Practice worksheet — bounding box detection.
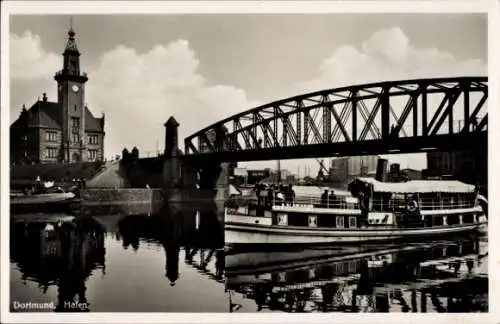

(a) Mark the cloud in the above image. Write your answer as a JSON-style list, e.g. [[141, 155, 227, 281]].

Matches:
[[299, 27, 486, 92], [85, 40, 261, 156], [10, 33, 260, 157], [10, 31, 60, 80]]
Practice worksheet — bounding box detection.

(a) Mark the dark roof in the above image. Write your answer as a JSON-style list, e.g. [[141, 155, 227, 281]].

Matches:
[[165, 116, 179, 128], [11, 100, 104, 132], [85, 107, 104, 132], [10, 100, 60, 130]]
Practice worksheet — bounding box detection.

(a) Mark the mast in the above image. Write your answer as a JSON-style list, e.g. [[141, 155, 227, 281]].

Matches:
[[277, 160, 281, 184]]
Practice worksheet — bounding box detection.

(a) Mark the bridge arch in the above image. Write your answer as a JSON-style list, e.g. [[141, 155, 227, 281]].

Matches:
[[184, 76, 487, 162]]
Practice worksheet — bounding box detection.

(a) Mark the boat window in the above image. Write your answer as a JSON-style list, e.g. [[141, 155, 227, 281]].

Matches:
[[463, 213, 474, 224], [349, 216, 357, 228], [277, 213, 288, 226], [308, 215, 318, 227], [336, 216, 345, 228], [434, 215, 444, 226]]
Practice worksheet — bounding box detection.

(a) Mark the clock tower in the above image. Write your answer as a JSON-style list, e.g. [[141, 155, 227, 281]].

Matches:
[[54, 27, 88, 163]]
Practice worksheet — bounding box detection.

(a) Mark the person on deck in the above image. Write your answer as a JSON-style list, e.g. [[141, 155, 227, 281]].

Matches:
[[406, 194, 420, 227], [475, 191, 488, 218], [266, 186, 274, 210], [255, 184, 262, 206], [32, 176, 42, 194], [328, 191, 336, 208], [320, 190, 329, 208], [286, 184, 295, 206], [358, 191, 369, 227], [275, 190, 284, 206]]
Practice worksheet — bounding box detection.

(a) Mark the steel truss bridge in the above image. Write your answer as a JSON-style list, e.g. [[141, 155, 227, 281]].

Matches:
[[184, 77, 487, 163]]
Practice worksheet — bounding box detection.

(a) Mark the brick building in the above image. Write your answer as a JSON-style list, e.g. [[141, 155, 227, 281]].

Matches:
[[10, 27, 105, 164], [327, 155, 379, 187], [426, 151, 486, 186]]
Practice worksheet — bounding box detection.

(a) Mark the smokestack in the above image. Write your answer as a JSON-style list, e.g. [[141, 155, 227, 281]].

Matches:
[[375, 158, 388, 182]]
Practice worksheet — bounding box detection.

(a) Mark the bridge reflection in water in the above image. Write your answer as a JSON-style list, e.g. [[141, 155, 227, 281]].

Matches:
[[224, 236, 488, 313]]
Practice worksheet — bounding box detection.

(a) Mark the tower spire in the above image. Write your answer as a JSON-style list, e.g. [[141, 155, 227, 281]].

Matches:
[[65, 16, 78, 53]]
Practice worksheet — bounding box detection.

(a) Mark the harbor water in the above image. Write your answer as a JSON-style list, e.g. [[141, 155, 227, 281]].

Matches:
[[9, 199, 488, 312]]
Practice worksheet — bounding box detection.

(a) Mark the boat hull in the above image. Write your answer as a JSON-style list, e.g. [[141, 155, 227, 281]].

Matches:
[[225, 221, 487, 246], [10, 196, 80, 214]]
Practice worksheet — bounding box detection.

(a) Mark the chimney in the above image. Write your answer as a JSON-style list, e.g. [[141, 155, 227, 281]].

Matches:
[[375, 158, 388, 182], [100, 111, 105, 130], [42, 93, 47, 102], [20, 104, 27, 117]]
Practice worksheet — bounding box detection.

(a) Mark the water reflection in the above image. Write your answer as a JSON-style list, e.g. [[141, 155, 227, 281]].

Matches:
[[10, 204, 488, 313], [10, 203, 226, 312], [10, 217, 106, 312], [225, 236, 488, 313]]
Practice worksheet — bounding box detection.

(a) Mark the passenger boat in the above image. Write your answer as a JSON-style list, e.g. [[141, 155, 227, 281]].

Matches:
[[225, 177, 488, 246], [10, 191, 80, 214]]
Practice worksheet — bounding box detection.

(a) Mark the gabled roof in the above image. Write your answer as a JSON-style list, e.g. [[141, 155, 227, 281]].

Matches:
[[11, 101, 60, 130], [85, 107, 104, 132], [11, 100, 104, 132]]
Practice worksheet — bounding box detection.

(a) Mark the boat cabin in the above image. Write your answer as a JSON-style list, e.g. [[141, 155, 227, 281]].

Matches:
[[348, 177, 484, 228], [226, 178, 486, 230]]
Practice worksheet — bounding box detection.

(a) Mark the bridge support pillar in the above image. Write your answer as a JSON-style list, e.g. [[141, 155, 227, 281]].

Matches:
[[199, 162, 230, 202], [181, 163, 198, 189], [162, 116, 229, 207], [162, 117, 182, 193]]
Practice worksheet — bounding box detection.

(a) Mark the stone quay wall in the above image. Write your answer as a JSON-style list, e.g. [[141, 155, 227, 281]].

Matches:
[[81, 188, 163, 205]]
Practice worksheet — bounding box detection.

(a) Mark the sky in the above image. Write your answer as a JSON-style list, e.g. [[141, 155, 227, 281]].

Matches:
[[9, 14, 487, 173]]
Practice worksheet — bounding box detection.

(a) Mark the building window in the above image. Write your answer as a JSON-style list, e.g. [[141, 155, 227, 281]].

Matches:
[[88, 149, 97, 161], [46, 148, 58, 158], [71, 117, 80, 133], [88, 135, 98, 145], [72, 133, 80, 143], [45, 131, 57, 142]]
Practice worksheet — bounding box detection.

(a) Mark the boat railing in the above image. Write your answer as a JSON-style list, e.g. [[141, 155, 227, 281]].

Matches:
[[232, 193, 477, 213], [271, 195, 360, 209], [371, 198, 476, 212]]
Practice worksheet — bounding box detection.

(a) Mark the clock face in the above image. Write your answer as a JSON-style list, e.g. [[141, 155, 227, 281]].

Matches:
[[72, 85, 79, 93]]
